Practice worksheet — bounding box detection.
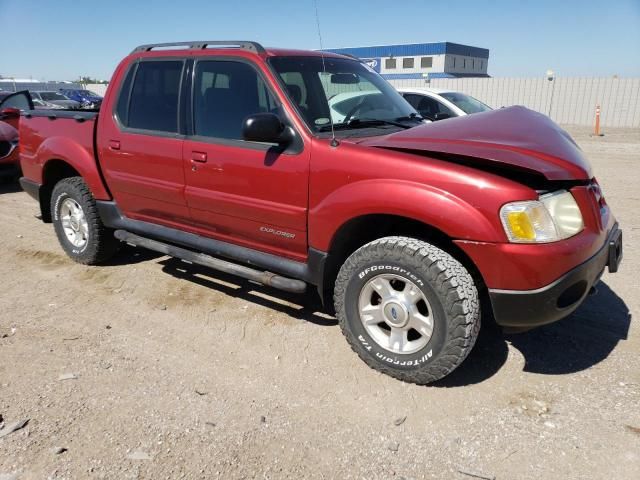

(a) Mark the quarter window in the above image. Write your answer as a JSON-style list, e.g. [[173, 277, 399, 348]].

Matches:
[[126, 61, 183, 132], [193, 60, 278, 140]]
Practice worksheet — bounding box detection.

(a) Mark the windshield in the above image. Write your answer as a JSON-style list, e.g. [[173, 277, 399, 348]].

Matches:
[[439, 92, 491, 114], [269, 56, 419, 133], [80, 90, 100, 97], [40, 92, 68, 101]]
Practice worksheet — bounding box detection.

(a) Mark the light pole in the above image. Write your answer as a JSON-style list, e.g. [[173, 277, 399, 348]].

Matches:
[[546, 69, 556, 118]]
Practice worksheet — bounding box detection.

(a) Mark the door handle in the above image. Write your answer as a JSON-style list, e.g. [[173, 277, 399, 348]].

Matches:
[[191, 151, 207, 163], [108, 140, 121, 151]]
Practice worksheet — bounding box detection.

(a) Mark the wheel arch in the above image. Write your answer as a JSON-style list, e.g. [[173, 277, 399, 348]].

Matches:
[[318, 213, 489, 317], [38, 159, 82, 222], [34, 135, 111, 222]]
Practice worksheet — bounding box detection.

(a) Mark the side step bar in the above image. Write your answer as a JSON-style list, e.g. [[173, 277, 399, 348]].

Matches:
[[114, 230, 307, 294]]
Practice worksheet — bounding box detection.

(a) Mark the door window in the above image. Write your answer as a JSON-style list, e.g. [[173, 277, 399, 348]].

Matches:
[[193, 60, 278, 140], [0, 91, 33, 111], [402, 93, 423, 110], [125, 61, 183, 133], [404, 94, 455, 120]]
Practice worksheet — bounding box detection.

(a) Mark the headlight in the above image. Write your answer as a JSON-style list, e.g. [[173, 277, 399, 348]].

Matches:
[[500, 190, 583, 243]]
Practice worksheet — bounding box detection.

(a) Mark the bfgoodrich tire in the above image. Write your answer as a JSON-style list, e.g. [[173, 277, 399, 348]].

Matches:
[[334, 236, 480, 385], [51, 177, 119, 265]]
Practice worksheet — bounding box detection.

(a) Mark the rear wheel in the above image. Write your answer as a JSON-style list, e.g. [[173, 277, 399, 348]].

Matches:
[[334, 236, 480, 384], [51, 177, 119, 264]]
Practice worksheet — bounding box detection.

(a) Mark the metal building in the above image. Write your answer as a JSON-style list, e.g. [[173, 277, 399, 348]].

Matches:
[[324, 42, 490, 80]]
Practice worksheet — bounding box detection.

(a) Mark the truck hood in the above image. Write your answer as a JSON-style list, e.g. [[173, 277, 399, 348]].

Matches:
[[356, 106, 592, 181]]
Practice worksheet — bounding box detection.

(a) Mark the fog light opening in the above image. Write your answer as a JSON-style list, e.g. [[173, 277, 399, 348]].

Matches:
[[557, 280, 588, 309]]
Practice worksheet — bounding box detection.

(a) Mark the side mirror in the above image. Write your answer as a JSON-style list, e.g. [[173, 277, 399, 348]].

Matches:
[[0, 107, 21, 119], [242, 113, 292, 145], [434, 112, 452, 121]]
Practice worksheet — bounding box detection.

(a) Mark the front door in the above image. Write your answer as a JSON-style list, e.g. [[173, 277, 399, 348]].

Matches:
[[183, 59, 309, 261], [97, 59, 190, 226]]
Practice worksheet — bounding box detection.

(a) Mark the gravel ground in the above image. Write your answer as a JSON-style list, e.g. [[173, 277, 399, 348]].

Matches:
[[0, 126, 638, 480]]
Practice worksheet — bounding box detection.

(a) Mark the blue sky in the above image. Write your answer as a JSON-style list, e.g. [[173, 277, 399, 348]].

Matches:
[[1, 0, 638, 81]]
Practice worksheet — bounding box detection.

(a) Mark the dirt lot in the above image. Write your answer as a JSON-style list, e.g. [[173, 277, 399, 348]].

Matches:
[[0, 126, 638, 480]]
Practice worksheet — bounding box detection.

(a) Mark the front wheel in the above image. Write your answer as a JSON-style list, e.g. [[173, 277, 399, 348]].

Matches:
[[334, 236, 480, 384], [51, 177, 119, 265]]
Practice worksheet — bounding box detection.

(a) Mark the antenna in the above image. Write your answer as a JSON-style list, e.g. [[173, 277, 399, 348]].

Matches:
[[313, 0, 338, 147]]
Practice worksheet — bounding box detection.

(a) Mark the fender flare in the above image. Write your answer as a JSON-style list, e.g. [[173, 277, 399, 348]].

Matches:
[[309, 179, 501, 251], [37, 136, 110, 200]]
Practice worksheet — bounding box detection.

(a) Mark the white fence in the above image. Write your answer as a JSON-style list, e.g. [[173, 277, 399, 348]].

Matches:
[[388, 77, 640, 128], [84, 83, 108, 97]]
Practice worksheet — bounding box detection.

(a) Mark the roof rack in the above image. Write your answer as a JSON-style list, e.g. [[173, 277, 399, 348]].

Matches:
[[130, 41, 266, 55]]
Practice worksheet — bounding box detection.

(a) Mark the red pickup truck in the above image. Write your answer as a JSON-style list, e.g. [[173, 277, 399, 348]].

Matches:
[[18, 41, 622, 384]]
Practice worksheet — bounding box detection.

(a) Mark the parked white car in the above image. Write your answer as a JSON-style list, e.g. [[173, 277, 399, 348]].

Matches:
[[397, 87, 492, 122]]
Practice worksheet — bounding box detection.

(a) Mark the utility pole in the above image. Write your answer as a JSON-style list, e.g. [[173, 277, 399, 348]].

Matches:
[[546, 69, 556, 118]]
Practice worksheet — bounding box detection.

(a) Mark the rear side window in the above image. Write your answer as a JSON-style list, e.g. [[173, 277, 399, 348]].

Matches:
[[125, 61, 183, 133]]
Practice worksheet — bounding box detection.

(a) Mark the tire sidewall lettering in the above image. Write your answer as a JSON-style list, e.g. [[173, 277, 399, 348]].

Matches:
[[53, 190, 89, 255], [358, 265, 424, 287]]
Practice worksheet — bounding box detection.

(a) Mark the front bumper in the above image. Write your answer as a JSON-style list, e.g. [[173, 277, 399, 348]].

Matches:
[[489, 225, 623, 328]]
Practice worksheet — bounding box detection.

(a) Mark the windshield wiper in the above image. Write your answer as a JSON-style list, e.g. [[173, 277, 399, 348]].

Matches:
[[318, 118, 412, 132], [394, 113, 424, 123]]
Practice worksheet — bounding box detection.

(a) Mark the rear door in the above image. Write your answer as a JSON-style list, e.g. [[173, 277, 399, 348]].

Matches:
[[182, 58, 309, 261], [97, 59, 190, 226]]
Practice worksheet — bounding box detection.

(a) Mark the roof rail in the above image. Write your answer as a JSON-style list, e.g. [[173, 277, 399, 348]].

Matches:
[[130, 41, 266, 55]]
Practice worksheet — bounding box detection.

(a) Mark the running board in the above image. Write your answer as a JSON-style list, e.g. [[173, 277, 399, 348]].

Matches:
[[114, 230, 307, 294]]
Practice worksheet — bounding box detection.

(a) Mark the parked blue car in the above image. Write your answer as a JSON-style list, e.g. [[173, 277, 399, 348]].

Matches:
[[59, 89, 103, 108]]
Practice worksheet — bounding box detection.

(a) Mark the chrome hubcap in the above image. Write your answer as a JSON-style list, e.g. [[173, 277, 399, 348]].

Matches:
[[60, 198, 88, 248], [358, 274, 434, 354]]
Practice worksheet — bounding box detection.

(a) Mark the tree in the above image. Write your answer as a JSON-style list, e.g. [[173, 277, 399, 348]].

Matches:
[[78, 76, 108, 85]]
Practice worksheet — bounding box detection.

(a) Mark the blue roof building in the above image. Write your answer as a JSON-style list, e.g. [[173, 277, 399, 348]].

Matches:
[[324, 42, 490, 80]]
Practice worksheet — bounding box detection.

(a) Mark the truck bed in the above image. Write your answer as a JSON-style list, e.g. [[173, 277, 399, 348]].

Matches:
[[19, 110, 99, 185]]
